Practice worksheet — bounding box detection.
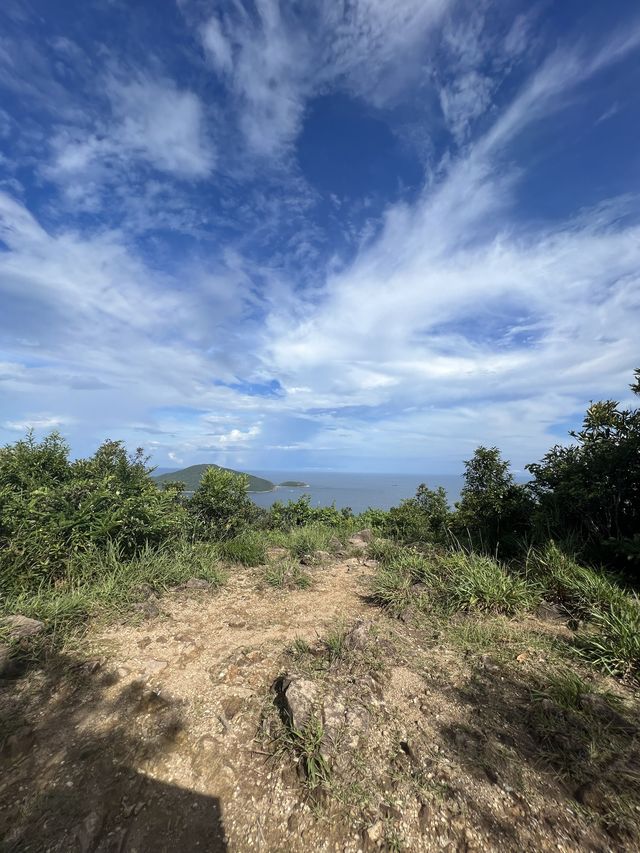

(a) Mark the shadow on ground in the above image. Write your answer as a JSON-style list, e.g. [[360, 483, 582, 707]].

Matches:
[[1, 653, 226, 852], [436, 658, 640, 848]]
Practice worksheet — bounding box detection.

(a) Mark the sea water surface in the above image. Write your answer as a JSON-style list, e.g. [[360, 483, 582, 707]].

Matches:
[[249, 472, 466, 514]]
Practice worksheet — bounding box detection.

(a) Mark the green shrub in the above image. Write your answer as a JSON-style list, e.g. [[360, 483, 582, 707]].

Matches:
[[527, 372, 640, 571], [383, 484, 451, 544], [189, 465, 255, 539], [268, 496, 350, 530], [0, 434, 188, 592], [287, 524, 335, 558], [453, 446, 533, 556]]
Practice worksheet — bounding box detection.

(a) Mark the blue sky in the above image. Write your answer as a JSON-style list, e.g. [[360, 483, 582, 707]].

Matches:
[[1, 0, 639, 473]]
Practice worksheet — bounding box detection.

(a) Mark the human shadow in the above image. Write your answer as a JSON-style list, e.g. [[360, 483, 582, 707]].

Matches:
[[1, 651, 226, 852]]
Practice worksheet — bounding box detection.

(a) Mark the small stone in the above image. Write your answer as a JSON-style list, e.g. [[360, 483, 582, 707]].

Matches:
[[133, 601, 159, 619], [227, 620, 246, 629], [75, 810, 104, 853], [2, 725, 35, 760], [574, 781, 600, 809], [418, 802, 431, 833], [222, 695, 244, 720], [184, 578, 210, 589], [344, 620, 371, 652], [2, 615, 44, 640], [144, 659, 168, 675], [536, 600, 566, 623], [267, 547, 289, 559], [480, 654, 500, 673], [366, 820, 384, 843]]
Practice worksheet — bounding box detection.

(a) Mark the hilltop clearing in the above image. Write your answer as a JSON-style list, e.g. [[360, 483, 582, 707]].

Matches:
[[154, 464, 275, 493], [2, 533, 639, 853]]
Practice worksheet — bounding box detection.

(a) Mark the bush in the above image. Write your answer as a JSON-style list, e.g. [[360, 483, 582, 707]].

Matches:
[[453, 446, 533, 556], [189, 466, 255, 539], [0, 433, 188, 592], [268, 496, 349, 530], [383, 484, 451, 544], [527, 371, 640, 570]]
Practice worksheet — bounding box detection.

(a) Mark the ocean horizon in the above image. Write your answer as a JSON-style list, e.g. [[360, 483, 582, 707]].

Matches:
[[248, 471, 468, 514]]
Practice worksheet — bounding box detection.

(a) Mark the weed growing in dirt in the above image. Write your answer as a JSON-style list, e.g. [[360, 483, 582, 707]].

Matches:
[[323, 626, 349, 662], [263, 561, 312, 590], [274, 715, 331, 790]]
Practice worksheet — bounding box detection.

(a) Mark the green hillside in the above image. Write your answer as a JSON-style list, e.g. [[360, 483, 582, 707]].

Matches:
[[154, 464, 274, 493]]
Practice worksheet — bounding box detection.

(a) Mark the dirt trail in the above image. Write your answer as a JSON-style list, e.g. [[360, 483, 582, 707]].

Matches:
[[3, 555, 639, 853], [2, 558, 377, 853]]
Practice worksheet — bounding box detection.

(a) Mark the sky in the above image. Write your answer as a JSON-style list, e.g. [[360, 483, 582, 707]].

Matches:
[[0, 0, 639, 474]]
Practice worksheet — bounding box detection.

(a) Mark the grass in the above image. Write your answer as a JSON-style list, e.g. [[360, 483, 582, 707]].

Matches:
[[263, 560, 313, 590], [323, 625, 349, 662], [574, 600, 640, 680], [532, 667, 590, 711], [526, 543, 640, 681], [1, 539, 226, 648], [274, 714, 331, 790], [525, 543, 628, 615], [218, 531, 266, 566], [370, 546, 536, 617]]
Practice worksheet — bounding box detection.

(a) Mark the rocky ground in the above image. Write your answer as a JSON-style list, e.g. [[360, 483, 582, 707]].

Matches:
[[2, 540, 639, 852]]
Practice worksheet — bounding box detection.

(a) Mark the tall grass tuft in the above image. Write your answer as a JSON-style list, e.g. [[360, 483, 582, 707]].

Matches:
[[1, 539, 226, 646]]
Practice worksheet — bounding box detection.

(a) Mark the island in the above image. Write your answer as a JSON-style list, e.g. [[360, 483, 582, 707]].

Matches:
[[279, 480, 310, 487], [154, 464, 275, 493]]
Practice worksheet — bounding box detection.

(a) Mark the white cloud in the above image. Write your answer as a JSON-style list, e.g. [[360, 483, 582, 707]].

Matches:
[[48, 73, 215, 186], [197, 0, 451, 157], [4, 414, 71, 431], [201, 16, 233, 74], [254, 22, 640, 466]]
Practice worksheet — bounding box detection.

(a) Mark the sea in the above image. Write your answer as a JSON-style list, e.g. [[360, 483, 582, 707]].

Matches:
[[248, 471, 467, 514]]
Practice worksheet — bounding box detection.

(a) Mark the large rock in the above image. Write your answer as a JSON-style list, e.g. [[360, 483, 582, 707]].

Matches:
[[280, 677, 318, 730], [349, 529, 373, 547], [343, 620, 371, 653], [2, 615, 44, 640]]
